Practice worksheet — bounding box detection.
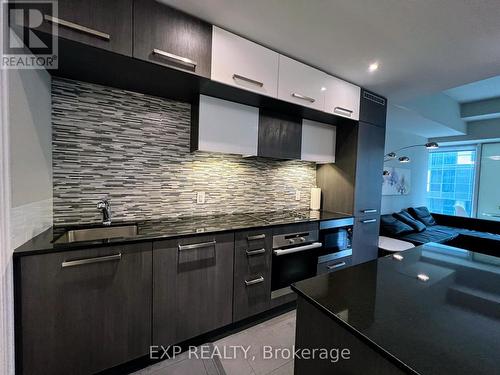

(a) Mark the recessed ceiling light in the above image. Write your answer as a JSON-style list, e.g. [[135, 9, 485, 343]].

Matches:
[[368, 62, 379, 72], [321, 87, 327, 91]]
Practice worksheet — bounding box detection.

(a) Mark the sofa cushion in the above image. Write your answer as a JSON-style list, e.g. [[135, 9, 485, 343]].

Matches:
[[398, 226, 459, 245], [394, 210, 426, 232], [409, 206, 436, 226], [380, 214, 414, 236]]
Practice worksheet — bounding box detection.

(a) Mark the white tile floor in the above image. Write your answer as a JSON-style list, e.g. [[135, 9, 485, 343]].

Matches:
[[133, 310, 296, 375]]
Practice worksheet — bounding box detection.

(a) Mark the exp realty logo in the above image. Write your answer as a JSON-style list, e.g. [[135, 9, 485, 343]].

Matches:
[[2, 1, 58, 69]]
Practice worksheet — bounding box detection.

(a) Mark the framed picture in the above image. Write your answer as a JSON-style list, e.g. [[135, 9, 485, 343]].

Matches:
[[382, 167, 411, 195]]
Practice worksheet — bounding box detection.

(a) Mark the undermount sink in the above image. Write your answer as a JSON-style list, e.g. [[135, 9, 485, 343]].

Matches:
[[54, 225, 138, 244]]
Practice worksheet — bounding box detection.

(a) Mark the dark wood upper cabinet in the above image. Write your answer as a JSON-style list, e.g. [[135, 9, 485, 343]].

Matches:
[[353, 122, 386, 216], [359, 89, 387, 128], [153, 233, 234, 346], [17, 243, 152, 375], [34, 0, 132, 56], [258, 109, 302, 159], [134, 0, 212, 78]]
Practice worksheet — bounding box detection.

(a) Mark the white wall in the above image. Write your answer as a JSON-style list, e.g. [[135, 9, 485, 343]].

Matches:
[[8, 68, 53, 249], [381, 122, 429, 214]]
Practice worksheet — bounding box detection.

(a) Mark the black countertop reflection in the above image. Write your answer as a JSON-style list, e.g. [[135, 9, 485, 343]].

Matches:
[[292, 243, 500, 375], [13, 210, 350, 257]]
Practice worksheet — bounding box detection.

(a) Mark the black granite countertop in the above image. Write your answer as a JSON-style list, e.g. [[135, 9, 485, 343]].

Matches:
[[292, 243, 500, 375], [13, 210, 351, 257]]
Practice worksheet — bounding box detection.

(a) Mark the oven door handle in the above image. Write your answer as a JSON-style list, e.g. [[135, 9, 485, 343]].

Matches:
[[273, 242, 322, 256]]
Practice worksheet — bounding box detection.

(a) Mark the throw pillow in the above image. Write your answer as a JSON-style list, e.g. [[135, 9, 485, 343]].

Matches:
[[408, 206, 436, 226], [380, 214, 414, 236], [394, 210, 426, 232]]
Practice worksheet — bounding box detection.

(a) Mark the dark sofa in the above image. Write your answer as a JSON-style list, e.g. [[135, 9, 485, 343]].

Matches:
[[381, 207, 500, 257]]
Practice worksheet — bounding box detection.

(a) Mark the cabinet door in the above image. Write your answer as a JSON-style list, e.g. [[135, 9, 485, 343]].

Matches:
[[233, 229, 272, 321], [258, 109, 302, 159], [324, 75, 361, 120], [301, 119, 336, 163], [36, 0, 132, 55], [352, 215, 380, 265], [19, 243, 152, 375], [196, 95, 259, 155], [153, 233, 234, 346], [277, 55, 326, 111], [211, 27, 279, 97], [354, 122, 385, 216], [134, 0, 212, 77]]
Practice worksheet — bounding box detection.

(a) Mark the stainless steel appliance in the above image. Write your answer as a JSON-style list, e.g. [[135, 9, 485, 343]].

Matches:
[[270, 217, 354, 298]]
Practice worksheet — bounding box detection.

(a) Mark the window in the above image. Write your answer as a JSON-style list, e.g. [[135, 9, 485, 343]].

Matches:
[[427, 148, 477, 217]]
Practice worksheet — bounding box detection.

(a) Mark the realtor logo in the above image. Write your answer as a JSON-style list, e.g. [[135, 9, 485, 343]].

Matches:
[[2, 1, 58, 69]]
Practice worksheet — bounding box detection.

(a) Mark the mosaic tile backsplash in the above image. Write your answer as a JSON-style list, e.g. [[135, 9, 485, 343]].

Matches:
[[52, 78, 317, 225]]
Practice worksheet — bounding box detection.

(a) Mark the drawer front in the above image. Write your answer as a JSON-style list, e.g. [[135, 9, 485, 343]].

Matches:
[[134, 0, 212, 77], [278, 55, 326, 111], [324, 75, 361, 120], [153, 233, 234, 345], [233, 229, 272, 321], [211, 26, 279, 97], [19, 243, 152, 375], [317, 256, 352, 275], [35, 0, 133, 56]]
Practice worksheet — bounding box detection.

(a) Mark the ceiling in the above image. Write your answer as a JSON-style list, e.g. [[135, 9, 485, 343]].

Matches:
[[444, 75, 500, 103], [159, 0, 500, 103]]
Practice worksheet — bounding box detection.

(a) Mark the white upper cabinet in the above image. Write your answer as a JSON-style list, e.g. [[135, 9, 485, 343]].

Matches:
[[324, 75, 361, 120], [277, 55, 326, 111], [301, 119, 336, 163], [211, 26, 279, 97], [197, 95, 259, 156]]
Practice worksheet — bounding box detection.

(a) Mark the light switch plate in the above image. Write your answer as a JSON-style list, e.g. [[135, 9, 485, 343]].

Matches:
[[295, 190, 301, 201], [197, 192, 205, 204]]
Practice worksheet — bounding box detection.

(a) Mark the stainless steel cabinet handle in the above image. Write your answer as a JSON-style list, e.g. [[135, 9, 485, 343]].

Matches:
[[246, 248, 266, 256], [245, 276, 264, 286], [327, 261, 346, 270], [291, 93, 315, 103], [178, 240, 216, 251], [233, 74, 264, 87], [152, 49, 197, 68], [334, 107, 353, 116], [273, 242, 322, 256], [62, 253, 121, 268], [362, 209, 378, 214], [361, 219, 377, 224], [44, 15, 110, 40], [247, 234, 266, 241]]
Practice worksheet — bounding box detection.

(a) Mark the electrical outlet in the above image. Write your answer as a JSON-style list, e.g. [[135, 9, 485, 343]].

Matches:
[[295, 190, 301, 201], [196, 191, 205, 204]]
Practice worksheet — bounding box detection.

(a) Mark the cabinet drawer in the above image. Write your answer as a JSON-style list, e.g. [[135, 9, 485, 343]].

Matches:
[[35, 0, 132, 56], [317, 256, 352, 274], [153, 233, 234, 345], [18, 243, 152, 375], [233, 229, 272, 321], [134, 0, 212, 77], [324, 76, 360, 120], [211, 26, 279, 97], [278, 55, 326, 111]]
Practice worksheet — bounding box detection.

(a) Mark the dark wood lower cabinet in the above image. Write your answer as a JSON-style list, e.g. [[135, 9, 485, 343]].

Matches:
[[17, 243, 152, 375], [233, 229, 272, 321], [352, 215, 380, 265], [152, 233, 234, 346]]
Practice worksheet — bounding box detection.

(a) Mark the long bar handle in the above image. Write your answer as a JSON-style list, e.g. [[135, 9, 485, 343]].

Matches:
[[44, 15, 110, 40], [246, 248, 266, 256], [334, 107, 354, 116], [247, 234, 266, 241], [233, 74, 264, 87], [152, 49, 197, 67], [361, 219, 377, 224], [362, 209, 378, 214], [291, 92, 315, 103], [62, 253, 121, 268], [178, 240, 216, 251], [245, 276, 264, 286], [273, 242, 322, 256], [327, 261, 346, 270]]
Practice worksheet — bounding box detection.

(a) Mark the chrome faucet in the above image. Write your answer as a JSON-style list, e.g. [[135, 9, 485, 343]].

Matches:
[[97, 199, 111, 226]]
